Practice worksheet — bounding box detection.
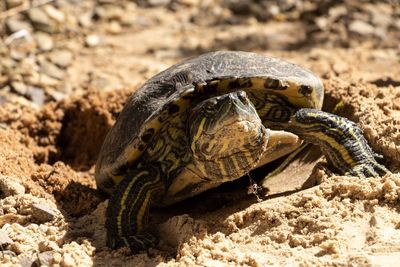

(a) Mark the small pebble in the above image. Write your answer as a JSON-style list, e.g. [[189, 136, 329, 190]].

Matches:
[[1, 250, 16, 257], [5, 18, 31, 33], [26, 87, 46, 106], [0, 229, 13, 248], [40, 60, 65, 80], [49, 50, 74, 68], [78, 13, 93, 28], [43, 5, 65, 23], [19, 256, 35, 267], [349, 20, 375, 36], [28, 7, 58, 33], [10, 82, 28, 96], [62, 252, 75, 267], [35, 32, 54, 51], [85, 34, 100, 47], [106, 21, 122, 34], [35, 251, 55, 266], [10, 242, 23, 254], [31, 203, 56, 223], [38, 240, 59, 252], [0, 175, 25, 197]]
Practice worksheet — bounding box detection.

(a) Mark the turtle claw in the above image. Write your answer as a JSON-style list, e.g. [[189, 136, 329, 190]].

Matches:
[[347, 163, 389, 179], [126, 234, 158, 252], [107, 233, 157, 252], [106, 234, 124, 250]]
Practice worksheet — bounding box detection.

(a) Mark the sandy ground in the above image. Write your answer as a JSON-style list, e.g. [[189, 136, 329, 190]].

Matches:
[[0, 0, 400, 266]]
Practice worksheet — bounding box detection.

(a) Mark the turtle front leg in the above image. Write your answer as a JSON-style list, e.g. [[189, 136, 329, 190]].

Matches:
[[286, 108, 389, 178], [106, 164, 165, 252]]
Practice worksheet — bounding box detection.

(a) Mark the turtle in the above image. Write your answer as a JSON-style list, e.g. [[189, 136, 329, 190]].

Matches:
[[95, 51, 388, 252]]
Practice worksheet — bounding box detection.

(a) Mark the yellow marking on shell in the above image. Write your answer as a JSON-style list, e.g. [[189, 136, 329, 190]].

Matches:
[[167, 126, 181, 140], [161, 146, 172, 161], [124, 119, 162, 163], [122, 89, 194, 165], [166, 152, 181, 172], [281, 83, 315, 108], [197, 76, 320, 109], [252, 97, 273, 115]]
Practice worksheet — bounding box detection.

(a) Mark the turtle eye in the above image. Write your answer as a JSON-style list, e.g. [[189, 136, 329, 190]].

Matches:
[[205, 98, 217, 110], [237, 91, 248, 104], [205, 103, 216, 113]]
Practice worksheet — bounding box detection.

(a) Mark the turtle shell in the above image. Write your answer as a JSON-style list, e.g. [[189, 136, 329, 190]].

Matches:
[[95, 51, 323, 193]]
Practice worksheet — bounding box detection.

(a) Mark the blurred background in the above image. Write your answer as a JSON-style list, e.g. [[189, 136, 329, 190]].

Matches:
[[0, 0, 399, 107]]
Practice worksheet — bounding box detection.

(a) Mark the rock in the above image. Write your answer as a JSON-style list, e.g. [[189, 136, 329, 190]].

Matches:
[[349, 20, 375, 36], [43, 5, 65, 23], [1, 250, 16, 257], [328, 5, 347, 21], [5, 18, 31, 34], [49, 50, 73, 68], [62, 252, 75, 267], [78, 13, 93, 28], [27, 7, 57, 33], [0, 229, 13, 248], [35, 32, 54, 51], [40, 61, 64, 80], [106, 21, 122, 34], [315, 17, 328, 30], [19, 256, 35, 267], [88, 72, 112, 90], [394, 19, 400, 31], [35, 74, 59, 87], [35, 251, 55, 266], [10, 81, 28, 95], [94, 5, 124, 21], [0, 175, 26, 196], [38, 240, 59, 252], [5, 0, 23, 8], [0, 94, 8, 105], [10, 242, 24, 254], [47, 88, 66, 101], [31, 203, 56, 223], [85, 34, 100, 47], [9, 49, 25, 61], [26, 87, 46, 106], [147, 0, 171, 6]]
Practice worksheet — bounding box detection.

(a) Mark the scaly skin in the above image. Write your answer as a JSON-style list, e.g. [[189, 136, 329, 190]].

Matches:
[[286, 108, 388, 178]]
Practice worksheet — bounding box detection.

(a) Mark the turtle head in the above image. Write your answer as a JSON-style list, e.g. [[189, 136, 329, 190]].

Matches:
[[188, 91, 269, 180]]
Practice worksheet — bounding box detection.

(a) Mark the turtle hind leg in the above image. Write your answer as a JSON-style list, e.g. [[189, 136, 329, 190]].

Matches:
[[105, 164, 164, 252]]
